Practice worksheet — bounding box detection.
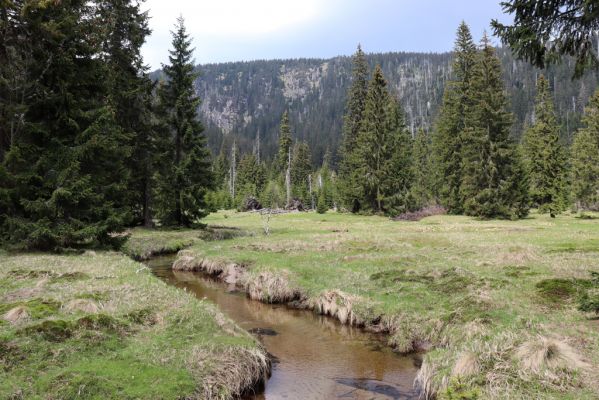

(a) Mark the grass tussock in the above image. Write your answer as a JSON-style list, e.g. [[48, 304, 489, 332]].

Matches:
[[3, 306, 29, 325], [188, 345, 270, 399], [516, 335, 589, 373], [311, 290, 358, 325], [243, 270, 301, 303]]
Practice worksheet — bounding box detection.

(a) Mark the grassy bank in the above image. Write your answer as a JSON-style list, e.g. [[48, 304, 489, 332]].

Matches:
[[174, 210, 599, 399], [0, 251, 268, 399], [123, 226, 249, 260]]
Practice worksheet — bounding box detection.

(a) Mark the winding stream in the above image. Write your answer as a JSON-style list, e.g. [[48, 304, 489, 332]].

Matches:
[[147, 255, 420, 400]]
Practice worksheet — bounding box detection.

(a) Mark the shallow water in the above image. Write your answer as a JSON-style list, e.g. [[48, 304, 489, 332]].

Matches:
[[147, 255, 420, 400]]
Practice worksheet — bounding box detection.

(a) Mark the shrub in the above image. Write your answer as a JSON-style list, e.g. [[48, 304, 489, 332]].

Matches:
[[316, 192, 328, 214]]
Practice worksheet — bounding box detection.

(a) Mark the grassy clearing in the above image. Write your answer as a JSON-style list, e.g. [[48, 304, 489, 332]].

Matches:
[[0, 251, 268, 399], [176, 210, 599, 399]]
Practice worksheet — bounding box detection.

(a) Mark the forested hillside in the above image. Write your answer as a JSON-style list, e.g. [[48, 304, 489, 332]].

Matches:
[[189, 49, 599, 165]]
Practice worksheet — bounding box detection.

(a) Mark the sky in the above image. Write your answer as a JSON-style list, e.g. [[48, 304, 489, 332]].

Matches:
[[141, 0, 512, 70]]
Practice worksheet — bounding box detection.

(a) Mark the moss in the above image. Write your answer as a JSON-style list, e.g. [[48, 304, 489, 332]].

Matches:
[[51, 271, 90, 282], [535, 278, 591, 305], [0, 252, 264, 399], [76, 291, 109, 301], [439, 378, 481, 400], [7, 269, 57, 279], [198, 226, 249, 241], [0, 299, 61, 319], [77, 314, 126, 333], [503, 265, 538, 278], [125, 308, 156, 325], [22, 319, 74, 342]]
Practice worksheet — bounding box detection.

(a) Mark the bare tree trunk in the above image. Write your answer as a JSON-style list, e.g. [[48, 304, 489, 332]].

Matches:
[[308, 174, 314, 210], [230, 140, 236, 199]]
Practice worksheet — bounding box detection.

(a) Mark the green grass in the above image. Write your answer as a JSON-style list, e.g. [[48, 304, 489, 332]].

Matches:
[[0, 251, 267, 399], [177, 209, 599, 399], [122, 227, 204, 260], [122, 225, 250, 260]]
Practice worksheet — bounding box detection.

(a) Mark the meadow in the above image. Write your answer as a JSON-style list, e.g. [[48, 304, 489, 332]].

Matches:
[[173, 210, 599, 399]]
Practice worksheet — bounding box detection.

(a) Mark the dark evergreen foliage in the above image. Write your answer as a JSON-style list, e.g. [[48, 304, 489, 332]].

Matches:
[[411, 129, 436, 208], [354, 66, 414, 214], [96, 0, 157, 227], [0, 1, 131, 250], [432, 22, 477, 214], [460, 35, 529, 219], [339, 45, 370, 210], [155, 17, 214, 226], [521, 75, 568, 215], [492, 0, 599, 78], [571, 89, 599, 210], [291, 142, 312, 206]]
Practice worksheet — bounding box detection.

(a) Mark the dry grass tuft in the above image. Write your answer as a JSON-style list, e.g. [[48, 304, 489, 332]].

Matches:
[[414, 359, 436, 400], [516, 335, 588, 373], [243, 271, 300, 303], [3, 306, 29, 325], [188, 345, 270, 399], [311, 290, 359, 325], [64, 299, 100, 314], [173, 252, 245, 285], [452, 352, 480, 377]]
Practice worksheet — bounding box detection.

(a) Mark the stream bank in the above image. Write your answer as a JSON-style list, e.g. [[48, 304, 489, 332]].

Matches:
[[147, 255, 421, 399]]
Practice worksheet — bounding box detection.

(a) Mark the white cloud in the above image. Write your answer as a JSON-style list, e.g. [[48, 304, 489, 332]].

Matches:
[[142, 0, 330, 68], [146, 0, 321, 36]]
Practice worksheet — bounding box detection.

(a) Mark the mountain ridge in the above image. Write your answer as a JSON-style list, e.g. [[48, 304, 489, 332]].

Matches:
[[155, 48, 598, 165]]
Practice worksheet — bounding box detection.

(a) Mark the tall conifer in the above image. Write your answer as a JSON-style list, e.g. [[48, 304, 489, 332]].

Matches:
[[433, 22, 477, 214], [354, 66, 413, 214], [0, 1, 131, 249], [411, 129, 435, 208], [571, 89, 599, 210], [521, 75, 568, 215], [291, 141, 312, 205], [96, 0, 157, 227], [460, 34, 529, 219], [155, 17, 213, 226], [339, 45, 369, 211]]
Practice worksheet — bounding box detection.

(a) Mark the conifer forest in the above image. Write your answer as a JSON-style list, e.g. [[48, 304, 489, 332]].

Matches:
[[1, 1, 599, 399]]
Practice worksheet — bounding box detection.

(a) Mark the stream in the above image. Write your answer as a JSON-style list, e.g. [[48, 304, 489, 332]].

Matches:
[[146, 255, 420, 400]]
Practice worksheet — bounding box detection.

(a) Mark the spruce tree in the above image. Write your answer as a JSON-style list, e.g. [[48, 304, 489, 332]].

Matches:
[[339, 45, 369, 212], [460, 34, 529, 219], [236, 152, 266, 205], [383, 98, 415, 215], [277, 111, 293, 172], [571, 89, 599, 210], [354, 66, 412, 214], [291, 141, 312, 206], [433, 22, 477, 214], [0, 1, 130, 250], [411, 129, 436, 208], [96, 0, 157, 227], [155, 17, 213, 226], [355, 65, 391, 213], [521, 75, 568, 215]]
